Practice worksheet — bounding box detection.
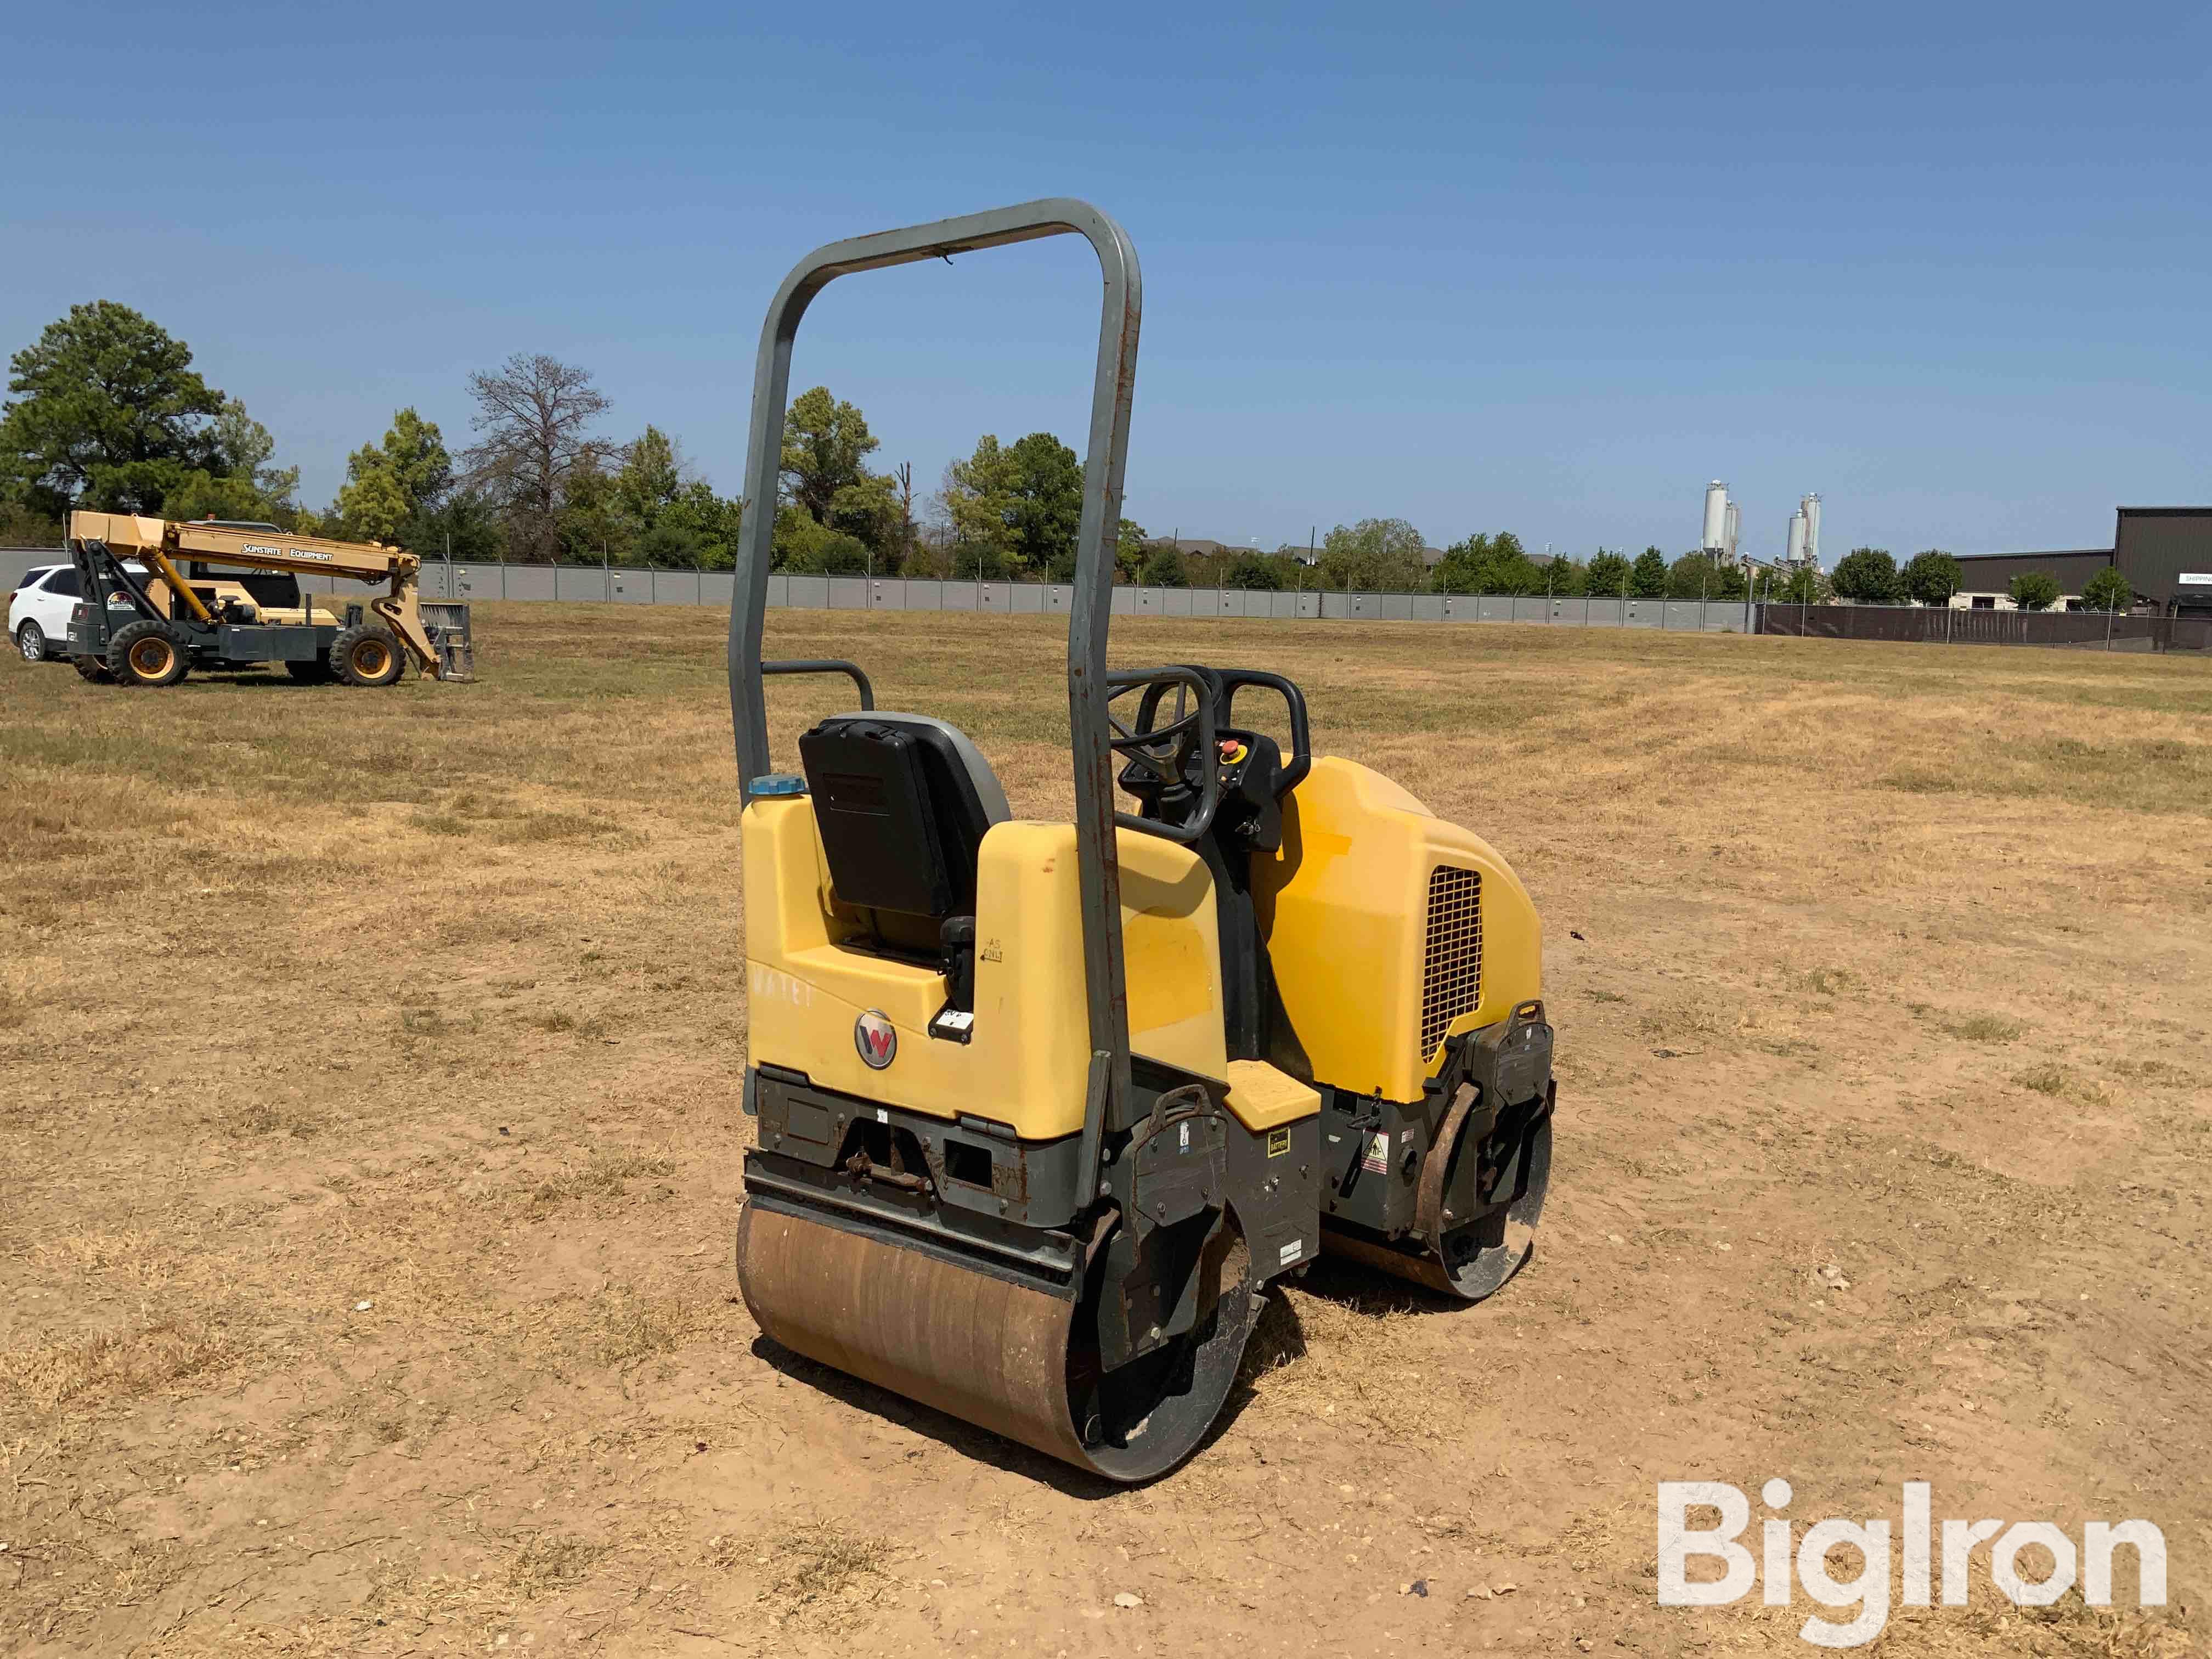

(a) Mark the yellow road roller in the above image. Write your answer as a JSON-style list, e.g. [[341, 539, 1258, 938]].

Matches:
[[729, 200, 1554, 1481]]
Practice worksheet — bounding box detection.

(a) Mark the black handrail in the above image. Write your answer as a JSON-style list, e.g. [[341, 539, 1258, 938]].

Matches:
[[761, 658, 874, 712]]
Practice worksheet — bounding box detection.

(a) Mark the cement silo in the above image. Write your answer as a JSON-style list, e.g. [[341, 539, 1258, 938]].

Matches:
[[1703, 482, 1729, 552], [1723, 500, 1740, 559], [1799, 494, 1821, 567], [1786, 509, 1807, 565]]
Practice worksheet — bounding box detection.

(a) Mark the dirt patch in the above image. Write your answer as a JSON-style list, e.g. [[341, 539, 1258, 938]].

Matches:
[[1, 605, 2205, 1656]]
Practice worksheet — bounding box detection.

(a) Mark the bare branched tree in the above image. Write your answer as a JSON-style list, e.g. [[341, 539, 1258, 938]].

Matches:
[[460, 354, 613, 562], [893, 460, 915, 567]]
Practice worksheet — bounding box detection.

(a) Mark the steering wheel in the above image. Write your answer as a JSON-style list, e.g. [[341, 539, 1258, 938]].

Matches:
[[1105, 667, 1221, 843]]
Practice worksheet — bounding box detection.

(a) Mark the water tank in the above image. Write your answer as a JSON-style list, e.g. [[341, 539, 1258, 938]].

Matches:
[[1786, 510, 1807, 565], [1800, 494, 1821, 566], [1703, 482, 1729, 552]]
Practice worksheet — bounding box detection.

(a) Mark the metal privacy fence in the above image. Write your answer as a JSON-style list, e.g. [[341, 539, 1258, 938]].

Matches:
[[383, 561, 1763, 631], [12, 546, 2204, 652], [9, 547, 1743, 633], [1757, 602, 2212, 653]]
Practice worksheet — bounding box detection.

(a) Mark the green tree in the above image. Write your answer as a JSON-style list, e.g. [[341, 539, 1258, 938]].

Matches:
[[2008, 571, 2062, 611], [1771, 564, 1830, 605], [2081, 567, 2132, 612], [557, 455, 626, 562], [1666, 551, 1746, 600], [1318, 517, 1428, 592], [162, 470, 281, 525], [128, 397, 299, 525], [613, 424, 682, 531], [405, 489, 506, 566], [1048, 516, 1154, 583], [210, 398, 300, 515], [1584, 550, 1631, 595], [938, 435, 1019, 570], [0, 301, 225, 517], [774, 505, 871, 573], [331, 461, 410, 540], [1830, 546, 1899, 603], [600, 425, 740, 568], [1900, 549, 1963, 607], [1222, 552, 1285, 590], [1140, 544, 1190, 588], [0, 498, 60, 544], [1629, 546, 1668, 598], [780, 387, 879, 526], [1115, 518, 1150, 581], [1434, 530, 1550, 595], [1430, 532, 1494, 594], [660, 479, 743, 569], [828, 472, 901, 561], [335, 407, 452, 541], [0, 302, 296, 524], [1005, 432, 1083, 572]]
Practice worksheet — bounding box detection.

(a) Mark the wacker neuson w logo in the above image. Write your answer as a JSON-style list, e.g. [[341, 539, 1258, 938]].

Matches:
[[1658, 1480, 2166, 1649]]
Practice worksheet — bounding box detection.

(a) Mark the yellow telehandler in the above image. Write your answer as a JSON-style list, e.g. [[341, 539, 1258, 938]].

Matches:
[[64, 512, 471, 687]]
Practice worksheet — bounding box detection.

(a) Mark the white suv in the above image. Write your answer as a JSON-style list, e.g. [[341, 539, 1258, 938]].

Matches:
[[9, 564, 80, 662], [9, 561, 148, 662]]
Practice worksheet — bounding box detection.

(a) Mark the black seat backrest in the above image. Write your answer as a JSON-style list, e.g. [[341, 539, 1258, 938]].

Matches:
[[798, 715, 1006, 920]]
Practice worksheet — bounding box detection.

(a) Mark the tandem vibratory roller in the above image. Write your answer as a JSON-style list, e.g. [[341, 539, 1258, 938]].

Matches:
[[726, 199, 1555, 1481]]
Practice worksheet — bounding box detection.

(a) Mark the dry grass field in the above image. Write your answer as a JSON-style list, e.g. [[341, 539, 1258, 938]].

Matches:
[[2, 603, 2208, 1658]]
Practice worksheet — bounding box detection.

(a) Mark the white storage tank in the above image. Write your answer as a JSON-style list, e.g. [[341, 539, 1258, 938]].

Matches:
[[1800, 494, 1822, 566], [1786, 510, 1807, 565], [1703, 481, 1729, 552]]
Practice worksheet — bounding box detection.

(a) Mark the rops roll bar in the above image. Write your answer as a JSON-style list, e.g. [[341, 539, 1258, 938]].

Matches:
[[727, 199, 1146, 1136]]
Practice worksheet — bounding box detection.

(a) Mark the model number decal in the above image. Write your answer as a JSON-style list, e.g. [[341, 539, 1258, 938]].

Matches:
[[749, 965, 814, 1008]]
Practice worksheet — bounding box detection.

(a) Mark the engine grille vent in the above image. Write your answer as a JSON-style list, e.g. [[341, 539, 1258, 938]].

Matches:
[[1420, 865, 1483, 1063]]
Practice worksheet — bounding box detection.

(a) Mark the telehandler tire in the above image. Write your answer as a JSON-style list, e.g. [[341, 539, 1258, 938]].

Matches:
[[108, 620, 191, 688], [73, 654, 115, 685], [331, 626, 405, 687]]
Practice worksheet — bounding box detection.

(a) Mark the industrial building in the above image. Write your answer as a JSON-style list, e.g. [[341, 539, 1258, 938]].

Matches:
[[1950, 507, 2212, 612]]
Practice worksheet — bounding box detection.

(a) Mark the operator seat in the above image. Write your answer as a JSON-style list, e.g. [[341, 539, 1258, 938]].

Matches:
[[797, 714, 1009, 997]]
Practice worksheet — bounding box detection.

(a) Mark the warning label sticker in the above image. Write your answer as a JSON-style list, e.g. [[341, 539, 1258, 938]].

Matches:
[[1361, 1131, 1391, 1175], [1267, 1127, 1291, 1158], [1278, 1238, 1304, 1266]]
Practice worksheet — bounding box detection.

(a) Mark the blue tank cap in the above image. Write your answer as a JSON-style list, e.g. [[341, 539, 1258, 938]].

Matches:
[[749, 773, 808, 797]]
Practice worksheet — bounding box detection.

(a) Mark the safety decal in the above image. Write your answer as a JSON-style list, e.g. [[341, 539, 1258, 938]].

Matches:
[[1361, 1131, 1391, 1174], [1267, 1127, 1291, 1158]]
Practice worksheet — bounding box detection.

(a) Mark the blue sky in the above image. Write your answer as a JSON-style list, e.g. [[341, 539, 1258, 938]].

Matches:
[[4, 3, 2207, 563]]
